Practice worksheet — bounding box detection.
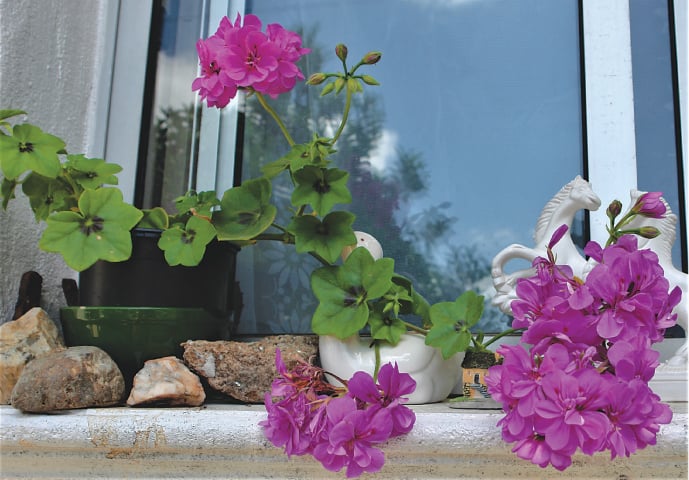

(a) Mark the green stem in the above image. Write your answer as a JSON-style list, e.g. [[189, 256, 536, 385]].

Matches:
[[401, 321, 428, 335], [255, 91, 295, 147], [482, 328, 522, 350], [373, 342, 381, 382], [330, 83, 353, 145]]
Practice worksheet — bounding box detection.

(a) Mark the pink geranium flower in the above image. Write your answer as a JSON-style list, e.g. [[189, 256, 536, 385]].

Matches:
[[313, 397, 392, 478], [193, 13, 309, 105], [631, 191, 666, 218]]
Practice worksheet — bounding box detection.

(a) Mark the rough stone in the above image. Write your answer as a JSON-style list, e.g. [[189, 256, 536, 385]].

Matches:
[[0, 307, 65, 404], [182, 335, 318, 403], [10, 346, 124, 412], [127, 356, 205, 407]]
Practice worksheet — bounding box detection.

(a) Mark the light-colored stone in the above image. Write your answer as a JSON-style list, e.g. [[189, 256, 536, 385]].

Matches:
[[0, 307, 65, 403], [127, 356, 205, 407], [10, 346, 124, 412], [182, 335, 318, 403]]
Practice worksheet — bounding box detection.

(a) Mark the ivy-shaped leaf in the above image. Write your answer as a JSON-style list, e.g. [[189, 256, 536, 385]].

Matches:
[[1, 177, 17, 209], [66, 154, 122, 190], [261, 136, 336, 179], [291, 166, 351, 216], [38, 188, 143, 271], [213, 177, 276, 241], [311, 247, 394, 338], [22, 172, 75, 221], [138, 207, 170, 229], [289, 211, 356, 264], [157, 215, 216, 266], [174, 190, 219, 218], [425, 291, 485, 359], [369, 307, 407, 345], [0, 124, 65, 179]]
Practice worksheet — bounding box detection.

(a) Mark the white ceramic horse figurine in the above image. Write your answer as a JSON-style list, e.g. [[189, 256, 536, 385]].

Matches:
[[491, 175, 602, 314], [623, 190, 687, 367]]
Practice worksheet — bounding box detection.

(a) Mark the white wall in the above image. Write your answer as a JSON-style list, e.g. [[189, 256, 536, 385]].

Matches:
[[0, 0, 113, 323]]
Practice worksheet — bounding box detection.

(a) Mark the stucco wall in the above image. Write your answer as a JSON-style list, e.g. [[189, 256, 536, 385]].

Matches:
[[0, 0, 111, 323]]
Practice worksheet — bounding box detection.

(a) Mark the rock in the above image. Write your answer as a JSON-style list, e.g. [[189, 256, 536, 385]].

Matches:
[[10, 346, 124, 412], [0, 307, 65, 404], [182, 335, 318, 403], [127, 356, 205, 407]]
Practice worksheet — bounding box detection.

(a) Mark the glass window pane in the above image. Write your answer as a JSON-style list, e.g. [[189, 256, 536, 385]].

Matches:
[[630, 0, 685, 269], [235, 0, 583, 334], [140, 0, 206, 211]]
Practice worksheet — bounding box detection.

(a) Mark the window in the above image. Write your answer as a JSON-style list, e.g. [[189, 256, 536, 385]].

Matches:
[[105, 0, 687, 337]]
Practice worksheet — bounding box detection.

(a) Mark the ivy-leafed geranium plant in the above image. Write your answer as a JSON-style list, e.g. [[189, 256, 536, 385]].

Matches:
[[191, 13, 517, 367], [2, 12, 507, 369]]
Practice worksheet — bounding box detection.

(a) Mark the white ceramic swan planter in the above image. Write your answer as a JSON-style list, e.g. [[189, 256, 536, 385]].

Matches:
[[318, 231, 463, 404]]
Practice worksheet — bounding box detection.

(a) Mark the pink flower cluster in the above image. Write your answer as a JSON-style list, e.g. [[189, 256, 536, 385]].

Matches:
[[261, 350, 416, 478], [193, 14, 310, 108], [486, 226, 680, 471]]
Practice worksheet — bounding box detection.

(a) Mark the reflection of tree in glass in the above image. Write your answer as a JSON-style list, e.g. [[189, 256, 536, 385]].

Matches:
[[148, 104, 198, 211], [239, 34, 509, 333]]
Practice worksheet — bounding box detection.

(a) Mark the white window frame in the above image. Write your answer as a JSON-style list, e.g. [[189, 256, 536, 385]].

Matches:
[[101, 0, 687, 244], [98, 0, 687, 400]]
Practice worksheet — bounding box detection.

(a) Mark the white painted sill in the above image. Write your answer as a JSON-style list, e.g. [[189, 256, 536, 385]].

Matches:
[[1, 402, 686, 479]]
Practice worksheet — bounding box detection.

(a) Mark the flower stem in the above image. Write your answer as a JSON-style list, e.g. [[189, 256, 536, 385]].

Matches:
[[373, 341, 381, 382], [255, 91, 295, 147], [401, 321, 428, 335], [482, 328, 522, 350], [330, 83, 352, 145]]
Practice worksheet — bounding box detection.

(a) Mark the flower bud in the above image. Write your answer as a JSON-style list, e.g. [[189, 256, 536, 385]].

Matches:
[[638, 226, 661, 239], [334, 77, 346, 94], [307, 73, 327, 85], [347, 77, 363, 94], [362, 51, 382, 65], [606, 199, 622, 221], [335, 44, 348, 62], [361, 75, 380, 86], [631, 191, 666, 218]]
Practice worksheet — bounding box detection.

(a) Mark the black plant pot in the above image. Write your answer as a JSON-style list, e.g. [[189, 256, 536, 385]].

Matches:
[[78, 228, 242, 329]]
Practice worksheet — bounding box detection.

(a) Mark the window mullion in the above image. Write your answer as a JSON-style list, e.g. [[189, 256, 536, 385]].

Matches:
[[581, 0, 637, 243], [194, 0, 246, 195]]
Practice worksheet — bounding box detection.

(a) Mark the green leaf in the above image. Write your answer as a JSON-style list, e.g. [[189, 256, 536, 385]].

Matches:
[[425, 322, 472, 359], [22, 173, 75, 221], [1, 177, 18, 209], [38, 188, 143, 271], [289, 211, 356, 264], [138, 207, 170, 229], [174, 190, 219, 217], [213, 177, 277, 241], [0, 109, 27, 122], [291, 166, 351, 216], [157, 215, 216, 266], [424, 291, 485, 359], [0, 124, 65, 179], [0, 109, 26, 131], [310, 247, 394, 339], [369, 310, 407, 344], [65, 154, 121, 189]]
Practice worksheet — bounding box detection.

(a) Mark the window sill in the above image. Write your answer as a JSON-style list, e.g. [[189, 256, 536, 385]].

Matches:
[[1, 403, 686, 478]]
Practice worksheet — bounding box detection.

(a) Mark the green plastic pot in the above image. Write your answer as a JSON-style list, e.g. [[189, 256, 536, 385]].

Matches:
[[60, 306, 223, 391]]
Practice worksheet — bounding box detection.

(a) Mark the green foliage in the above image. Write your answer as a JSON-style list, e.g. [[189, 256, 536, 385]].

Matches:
[[289, 211, 356, 264], [213, 177, 277, 241], [39, 188, 143, 271], [291, 166, 351, 216], [425, 291, 485, 359], [158, 215, 216, 267], [311, 247, 394, 338]]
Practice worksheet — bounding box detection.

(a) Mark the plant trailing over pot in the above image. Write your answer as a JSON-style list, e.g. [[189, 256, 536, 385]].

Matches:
[[188, 12, 521, 368], [0, 109, 237, 271]]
